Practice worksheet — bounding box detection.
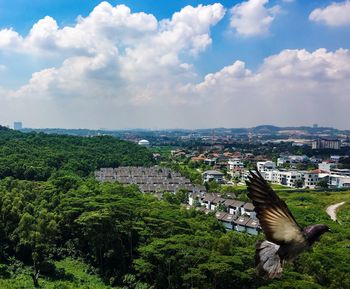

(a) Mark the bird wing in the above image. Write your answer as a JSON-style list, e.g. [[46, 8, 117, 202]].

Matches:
[[246, 170, 305, 245]]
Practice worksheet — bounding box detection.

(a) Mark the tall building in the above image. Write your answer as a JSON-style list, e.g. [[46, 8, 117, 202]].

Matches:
[[312, 138, 340, 150], [13, 122, 23, 130]]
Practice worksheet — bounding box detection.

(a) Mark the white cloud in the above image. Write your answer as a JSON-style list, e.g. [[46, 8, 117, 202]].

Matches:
[[309, 1, 350, 27], [0, 2, 225, 107], [187, 48, 350, 128], [230, 0, 280, 36], [0, 64, 6, 71], [0, 2, 349, 129]]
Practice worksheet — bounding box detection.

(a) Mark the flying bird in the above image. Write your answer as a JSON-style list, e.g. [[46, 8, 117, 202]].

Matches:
[[245, 170, 330, 279]]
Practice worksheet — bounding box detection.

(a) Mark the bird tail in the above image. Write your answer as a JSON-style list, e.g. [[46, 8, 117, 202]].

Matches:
[[255, 240, 283, 279]]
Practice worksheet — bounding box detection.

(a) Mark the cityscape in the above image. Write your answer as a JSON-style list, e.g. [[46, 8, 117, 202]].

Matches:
[[1, 0, 350, 288]]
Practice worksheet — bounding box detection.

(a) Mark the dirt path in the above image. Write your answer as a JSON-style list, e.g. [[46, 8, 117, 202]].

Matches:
[[326, 202, 346, 221]]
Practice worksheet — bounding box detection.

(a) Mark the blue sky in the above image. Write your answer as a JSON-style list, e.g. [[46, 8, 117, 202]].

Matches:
[[0, 0, 350, 129], [2, 0, 349, 73]]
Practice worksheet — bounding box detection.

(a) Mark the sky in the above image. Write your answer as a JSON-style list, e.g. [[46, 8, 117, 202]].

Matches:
[[0, 0, 350, 129]]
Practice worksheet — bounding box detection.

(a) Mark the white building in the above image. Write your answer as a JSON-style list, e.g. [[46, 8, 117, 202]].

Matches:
[[318, 161, 337, 173], [202, 170, 225, 183], [228, 158, 244, 171], [257, 161, 276, 172], [329, 175, 350, 188], [303, 170, 319, 188], [277, 171, 303, 187], [138, 139, 150, 147]]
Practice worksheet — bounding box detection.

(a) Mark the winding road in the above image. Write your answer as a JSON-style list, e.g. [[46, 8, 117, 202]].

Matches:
[[326, 202, 346, 221]]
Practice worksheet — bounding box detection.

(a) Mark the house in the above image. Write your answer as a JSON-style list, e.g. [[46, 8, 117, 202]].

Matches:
[[220, 213, 236, 230], [245, 218, 260, 235], [204, 158, 217, 166], [202, 170, 225, 183], [235, 216, 250, 232], [210, 197, 226, 211], [277, 170, 303, 187], [328, 175, 350, 188], [330, 169, 350, 177], [228, 159, 244, 171], [201, 194, 218, 209], [318, 161, 337, 173], [303, 170, 320, 188], [227, 200, 245, 215], [257, 161, 276, 172], [241, 202, 256, 219]]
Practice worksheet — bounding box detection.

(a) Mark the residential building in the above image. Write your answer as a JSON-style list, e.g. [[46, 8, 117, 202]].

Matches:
[[277, 170, 303, 187], [202, 170, 225, 183], [328, 175, 350, 188], [303, 170, 319, 188], [312, 138, 341, 150], [257, 161, 276, 172], [228, 158, 244, 171], [330, 169, 350, 177], [318, 161, 337, 173]]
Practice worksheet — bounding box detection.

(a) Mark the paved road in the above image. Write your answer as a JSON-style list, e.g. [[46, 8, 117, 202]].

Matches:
[[326, 202, 346, 221]]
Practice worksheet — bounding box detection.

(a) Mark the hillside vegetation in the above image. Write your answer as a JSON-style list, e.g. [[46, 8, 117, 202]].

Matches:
[[0, 128, 155, 180], [0, 128, 349, 288]]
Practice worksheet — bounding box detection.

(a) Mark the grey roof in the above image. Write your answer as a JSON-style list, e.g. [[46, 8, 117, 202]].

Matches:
[[246, 218, 260, 228], [215, 211, 227, 221], [222, 214, 235, 223], [235, 215, 250, 226], [224, 199, 236, 207], [202, 194, 219, 203], [212, 197, 226, 204], [243, 202, 255, 211], [202, 170, 224, 176], [230, 200, 245, 208]]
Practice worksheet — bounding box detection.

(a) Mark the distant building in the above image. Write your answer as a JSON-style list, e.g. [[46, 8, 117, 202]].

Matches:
[[257, 161, 276, 172], [138, 139, 150, 147], [303, 170, 320, 188], [202, 170, 225, 183], [228, 159, 244, 171], [328, 175, 350, 188], [312, 138, 340, 150], [13, 122, 22, 130], [318, 161, 337, 173]]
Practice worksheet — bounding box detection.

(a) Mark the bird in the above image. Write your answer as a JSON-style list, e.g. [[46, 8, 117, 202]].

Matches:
[[245, 169, 330, 279]]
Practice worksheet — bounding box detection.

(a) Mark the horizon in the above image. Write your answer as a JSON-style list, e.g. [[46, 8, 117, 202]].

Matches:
[[2, 123, 350, 132]]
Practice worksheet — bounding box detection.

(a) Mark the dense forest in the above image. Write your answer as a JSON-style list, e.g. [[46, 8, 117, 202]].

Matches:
[[0, 127, 155, 180], [0, 127, 349, 288]]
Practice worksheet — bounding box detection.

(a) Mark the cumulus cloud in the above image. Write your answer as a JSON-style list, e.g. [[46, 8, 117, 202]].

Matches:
[[0, 2, 349, 129], [230, 0, 280, 36], [309, 1, 350, 27], [187, 48, 350, 128]]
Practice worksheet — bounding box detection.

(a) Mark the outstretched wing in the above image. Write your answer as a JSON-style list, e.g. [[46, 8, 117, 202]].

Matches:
[[246, 170, 305, 244]]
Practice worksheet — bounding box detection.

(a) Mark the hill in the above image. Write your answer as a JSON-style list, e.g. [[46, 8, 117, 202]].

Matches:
[[0, 129, 155, 180]]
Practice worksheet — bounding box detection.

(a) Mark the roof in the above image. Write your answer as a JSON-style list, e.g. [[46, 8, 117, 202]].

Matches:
[[202, 195, 217, 203], [307, 169, 327, 174], [243, 202, 255, 211], [222, 214, 235, 223], [212, 197, 226, 204], [202, 170, 224, 176], [214, 211, 227, 221], [246, 218, 260, 228], [230, 200, 245, 208], [235, 215, 250, 226], [224, 199, 236, 207]]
